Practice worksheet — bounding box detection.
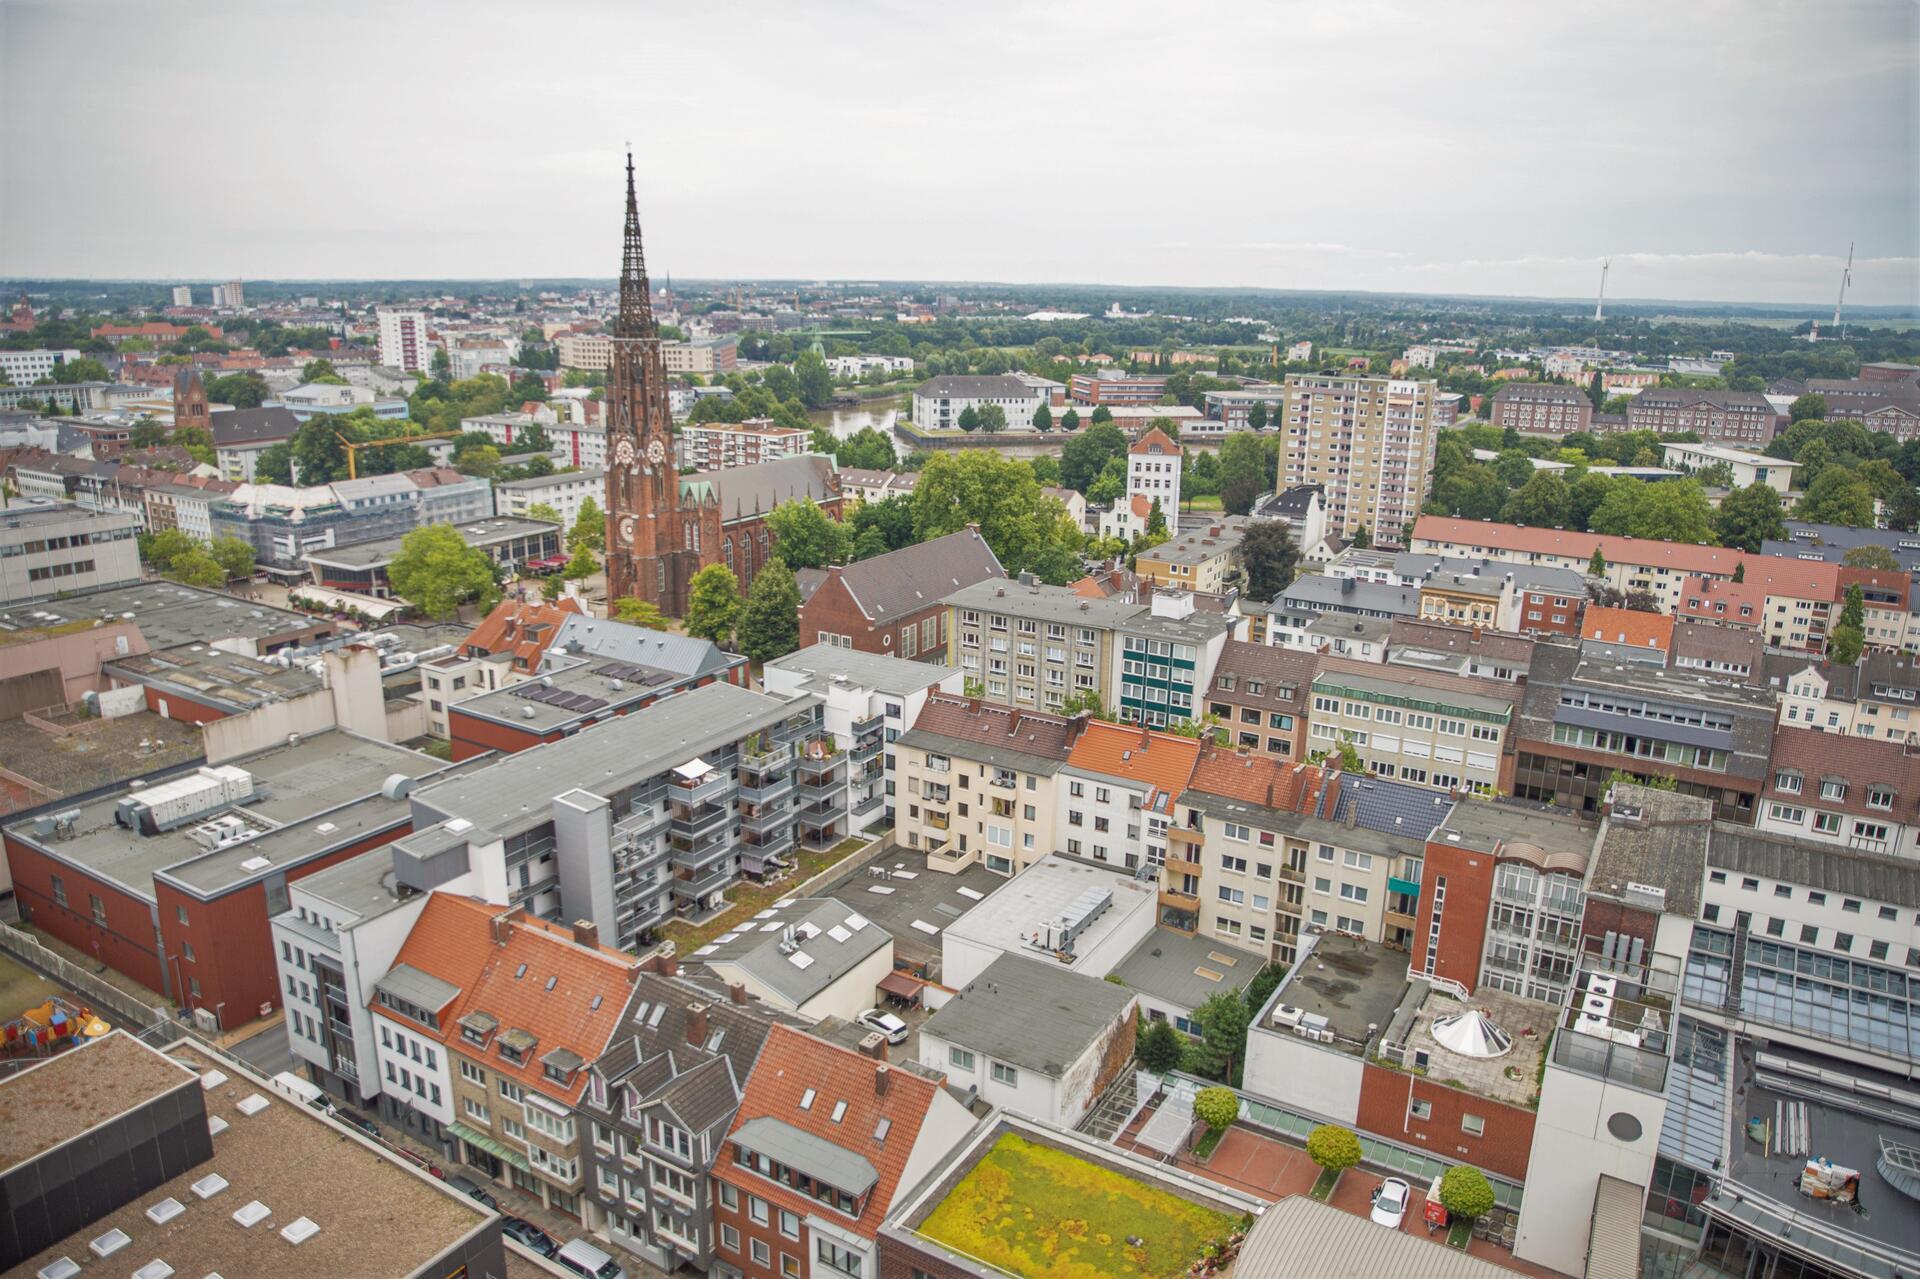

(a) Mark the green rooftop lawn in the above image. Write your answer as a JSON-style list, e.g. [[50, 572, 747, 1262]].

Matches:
[[918, 1132, 1240, 1279]]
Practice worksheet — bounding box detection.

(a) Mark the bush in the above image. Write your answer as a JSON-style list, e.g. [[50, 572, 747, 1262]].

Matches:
[[1193, 1087, 1239, 1134], [1136, 1019, 1183, 1073], [1306, 1124, 1362, 1175], [1439, 1165, 1495, 1221]]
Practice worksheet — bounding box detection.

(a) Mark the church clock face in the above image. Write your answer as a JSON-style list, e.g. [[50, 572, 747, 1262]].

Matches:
[[613, 438, 636, 470], [618, 515, 636, 543], [647, 438, 665, 466]]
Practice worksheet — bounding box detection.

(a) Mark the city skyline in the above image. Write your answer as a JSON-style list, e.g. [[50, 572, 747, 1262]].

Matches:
[[2, 0, 1916, 306]]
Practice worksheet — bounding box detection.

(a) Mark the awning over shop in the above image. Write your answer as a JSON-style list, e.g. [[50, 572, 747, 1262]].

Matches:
[[448, 1120, 529, 1172]]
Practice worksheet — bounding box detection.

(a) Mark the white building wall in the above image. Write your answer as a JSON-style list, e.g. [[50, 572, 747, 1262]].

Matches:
[[918, 1027, 1074, 1128], [1513, 1062, 1667, 1277], [372, 1012, 456, 1124], [1242, 1029, 1363, 1124]]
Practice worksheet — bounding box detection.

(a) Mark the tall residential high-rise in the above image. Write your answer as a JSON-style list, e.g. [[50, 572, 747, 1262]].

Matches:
[[171, 285, 192, 307], [223, 278, 244, 307], [602, 152, 716, 615], [377, 308, 431, 372], [1277, 373, 1440, 547]]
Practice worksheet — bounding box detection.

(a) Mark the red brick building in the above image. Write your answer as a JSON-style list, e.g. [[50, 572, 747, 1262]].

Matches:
[[1068, 373, 1167, 406], [1, 730, 455, 1029], [798, 527, 1003, 659], [1626, 389, 1780, 445], [711, 1024, 976, 1279], [1490, 383, 1592, 435]]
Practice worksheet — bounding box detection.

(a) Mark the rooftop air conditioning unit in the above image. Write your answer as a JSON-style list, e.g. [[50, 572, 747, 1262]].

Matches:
[[1271, 1004, 1304, 1029]]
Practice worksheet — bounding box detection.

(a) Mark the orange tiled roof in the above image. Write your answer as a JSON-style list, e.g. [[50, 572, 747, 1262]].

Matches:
[[374, 894, 639, 1104], [1676, 575, 1764, 626], [720, 1024, 944, 1240], [462, 596, 586, 670], [1185, 747, 1323, 811], [1065, 720, 1203, 814], [1129, 426, 1179, 455], [1413, 515, 1745, 576], [1583, 606, 1674, 650]]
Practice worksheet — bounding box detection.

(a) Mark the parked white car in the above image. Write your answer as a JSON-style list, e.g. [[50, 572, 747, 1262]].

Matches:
[[855, 1008, 909, 1044], [1370, 1177, 1411, 1229]]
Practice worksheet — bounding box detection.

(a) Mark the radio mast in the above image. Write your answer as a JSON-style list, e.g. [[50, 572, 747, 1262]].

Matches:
[[1594, 259, 1610, 323]]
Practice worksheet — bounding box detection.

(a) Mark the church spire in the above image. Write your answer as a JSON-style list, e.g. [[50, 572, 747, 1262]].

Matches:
[[617, 150, 655, 340]]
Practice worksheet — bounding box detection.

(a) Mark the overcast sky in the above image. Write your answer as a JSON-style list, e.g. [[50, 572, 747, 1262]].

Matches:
[[3, 0, 1916, 306]]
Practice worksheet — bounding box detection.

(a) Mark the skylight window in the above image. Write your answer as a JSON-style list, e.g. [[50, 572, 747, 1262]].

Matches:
[[831, 1100, 847, 1123], [800, 1088, 816, 1110]]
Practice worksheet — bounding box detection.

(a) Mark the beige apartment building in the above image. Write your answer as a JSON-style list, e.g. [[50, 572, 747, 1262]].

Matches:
[[1168, 752, 1442, 965], [1278, 373, 1441, 546], [1307, 657, 1519, 798], [893, 693, 1085, 877], [556, 331, 614, 371], [944, 576, 1141, 711]]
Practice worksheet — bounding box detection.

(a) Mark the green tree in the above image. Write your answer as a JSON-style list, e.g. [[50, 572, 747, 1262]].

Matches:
[[1439, 1166, 1496, 1222], [794, 351, 834, 409], [569, 496, 604, 552], [1033, 402, 1053, 432], [1569, 472, 1614, 530], [1588, 546, 1607, 576], [451, 442, 502, 478], [526, 501, 562, 525], [140, 528, 197, 572], [1839, 582, 1865, 633], [1060, 407, 1080, 431], [1800, 469, 1876, 527], [387, 524, 502, 619], [1217, 432, 1268, 515], [50, 357, 108, 384], [561, 543, 597, 579], [301, 358, 345, 385], [956, 404, 980, 432], [684, 564, 742, 645], [1193, 1086, 1240, 1134], [253, 443, 295, 485], [1248, 401, 1268, 431], [288, 418, 350, 484], [1789, 393, 1828, 423], [911, 451, 1081, 582], [1306, 1124, 1363, 1177], [834, 426, 896, 471], [1027, 454, 1061, 487], [208, 536, 255, 582], [1842, 544, 1901, 571], [1350, 525, 1373, 550], [852, 526, 890, 560], [612, 597, 668, 629], [1828, 625, 1865, 665], [1732, 560, 1746, 583], [762, 364, 800, 401], [1492, 449, 1535, 489], [129, 419, 168, 448], [1146, 497, 1168, 539], [1086, 457, 1126, 505], [431, 347, 452, 382], [1503, 471, 1571, 528], [1136, 1019, 1184, 1073], [1060, 422, 1129, 493], [849, 495, 916, 554], [1090, 405, 1113, 425], [165, 548, 227, 589], [766, 498, 852, 569], [1587, 370, 1606, 411], [1713, 483, 1787, 552], [207, 372, 269, 408], [1189, 991, 1251, 1080], [738, 558, 802, 663], [1239, 521, 1301, 601], [976, 403, 1007, 434]]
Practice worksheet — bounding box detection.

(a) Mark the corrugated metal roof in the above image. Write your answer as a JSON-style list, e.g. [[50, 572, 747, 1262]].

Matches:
[[1584, 1175, 1644, 1279], [1235, 1196, 1520, 1278]]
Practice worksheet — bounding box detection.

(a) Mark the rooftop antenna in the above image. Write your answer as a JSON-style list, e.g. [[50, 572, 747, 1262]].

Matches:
[[1833, 241, 1854, 340], [1594, 259, 1609, 323]]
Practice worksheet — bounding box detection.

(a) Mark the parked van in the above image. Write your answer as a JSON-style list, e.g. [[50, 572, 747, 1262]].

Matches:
[[555, 1238, 627, 1279]]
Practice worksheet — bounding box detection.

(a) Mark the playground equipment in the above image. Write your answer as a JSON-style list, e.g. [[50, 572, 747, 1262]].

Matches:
[[4, 997, 110, 1058]]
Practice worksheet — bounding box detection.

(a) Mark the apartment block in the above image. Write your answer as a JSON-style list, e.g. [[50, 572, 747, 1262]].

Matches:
[[494, 467, 608, 529], [372, 894, 641, 1222], [1113, 592, 1234, 729], [1490, 382, 1593, 435], [1309, 655, 1518, 797], [945, 575, 1140, 711], [1057, 719, 1203, 873], [1203, 640, 1317, 760], [679, 418, 813, 470], [1412, 515, 1750, 612], [911, 374, 1044, 430], [1756, 726, 1920, 858], [1627, 388, 1780, 445], [1068, 372, 1168, 405], [0, 501, 141, 604], [663, 337, 737, 375], [1277, 373, 1441, 544], [1660, 441, 1800, 495], [407, 681, 840, 952], [377, 308, 431, 373], [556, 330, 614, 371], [895, 694, 1086, 877], [1767, 648, 1920, 742]]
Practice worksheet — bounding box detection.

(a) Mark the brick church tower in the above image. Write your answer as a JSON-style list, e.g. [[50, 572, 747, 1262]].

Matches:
[[173, 368, 210, 436], [603, 154, 718, 615]]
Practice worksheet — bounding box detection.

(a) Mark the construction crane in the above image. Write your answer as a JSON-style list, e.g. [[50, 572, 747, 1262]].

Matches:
[[334, 427, 461, 479], [1833, 241, 1854, 340]]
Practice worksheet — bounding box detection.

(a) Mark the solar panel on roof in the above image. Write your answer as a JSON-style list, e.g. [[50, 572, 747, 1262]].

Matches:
[[643, 673, 671, 686]]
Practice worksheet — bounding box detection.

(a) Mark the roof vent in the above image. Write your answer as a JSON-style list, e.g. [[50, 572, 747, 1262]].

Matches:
[[281, 1218, 321, 1245], [232, 1201, 271, 1228]]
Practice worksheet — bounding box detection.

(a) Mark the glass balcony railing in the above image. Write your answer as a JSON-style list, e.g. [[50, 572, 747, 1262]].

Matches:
[[738, 774, 794, 805], [740, 740, 794, 770], [670, 772, 733, 806]]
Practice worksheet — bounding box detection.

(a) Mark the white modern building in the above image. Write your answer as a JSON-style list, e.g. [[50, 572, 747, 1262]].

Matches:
[[762, 644, 965, 826], [826, 354, 915, 379], [377, 309, 432, 373], [0, 502, 142, 604], [939, 854, 1157, 990], [911, 375, 1044, 431], [494, 469, 606, 528], [171, 286, 193, 307], [1660, 441, 1800, 496], [0, 348, 83, 385], [1127, 425, 1181, 518]]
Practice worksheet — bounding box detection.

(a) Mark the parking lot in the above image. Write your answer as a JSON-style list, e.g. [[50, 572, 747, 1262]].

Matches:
[[819, 849, 1004, 979]]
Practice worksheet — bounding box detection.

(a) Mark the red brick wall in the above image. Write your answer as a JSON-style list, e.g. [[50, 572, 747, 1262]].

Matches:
[[143, 686, 229, 725], [1356, 1061, 1537, 1182], [155, 824, 405, 1029], [1579, 898, 1658, 956], [5, 835, 167, 994], [880, 1236, 974, 1279], [1519, 589, 1582, 637], [800, 573, 945, 660], [1409, 838, 1497, 993], [710, 1169, 821, 1279]]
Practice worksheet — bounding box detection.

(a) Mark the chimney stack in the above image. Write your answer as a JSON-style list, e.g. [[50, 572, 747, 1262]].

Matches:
[[875, 1062, 892, 1093], [859, 1032, 889, 1064], [491, 910, 516, 946], [654, 952, 678, 978], [685, 1002, 710, 1048], [728, 982, 749, 1005], [571, 919, 599, 950]]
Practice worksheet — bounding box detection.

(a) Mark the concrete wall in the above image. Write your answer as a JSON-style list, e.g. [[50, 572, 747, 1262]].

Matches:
[[385, 696, 430, 743], [202, 690, 337, 764], [795, 942, 896, 1024], [325, 645, 388, 740], [1514, 1060, 1667, 1276], [0, 622, 146, 715], [1244, 1027, 1363, 1124]]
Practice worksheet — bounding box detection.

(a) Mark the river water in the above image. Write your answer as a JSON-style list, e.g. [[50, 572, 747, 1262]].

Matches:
[[809, 402, 901, 440]]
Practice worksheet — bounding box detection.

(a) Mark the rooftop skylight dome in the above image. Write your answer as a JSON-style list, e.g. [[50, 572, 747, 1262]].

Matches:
[[1430, 1006, 1514, 1058]]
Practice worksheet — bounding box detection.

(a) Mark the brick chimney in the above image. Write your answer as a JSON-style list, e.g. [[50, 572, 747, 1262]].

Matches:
[[728, 982, 749, 1005], [858, 1032, 889, 1063], [875, 1062, 892, 1095], [685, 1003, 710, 1048], [571, 920, 599, 950]]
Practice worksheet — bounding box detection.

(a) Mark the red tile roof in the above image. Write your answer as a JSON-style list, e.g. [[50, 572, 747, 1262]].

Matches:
[[1762, 727, 1920, 823], [1838, 566, 1910, 609], [1582, 606, 1675, 650], [461, 596, 586, 670], [1064, 720, 1204, 814], [1676, 576, 1764, 627], [1413, 515, 1744, 576], [375, 894, 640, 1105], [1186, 747, 1327, 811], [719, 1024, 945, 1239], [1129, 426, 1179, 456]]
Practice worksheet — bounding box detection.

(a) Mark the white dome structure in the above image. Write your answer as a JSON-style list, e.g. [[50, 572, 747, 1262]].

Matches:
[[1431, 1007, 1514, 1058]]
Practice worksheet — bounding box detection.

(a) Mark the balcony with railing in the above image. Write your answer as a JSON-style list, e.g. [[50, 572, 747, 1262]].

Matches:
[[851, 791, 885, 819], [800, 819, 844, 851], [615, 803, 671, 847], [770, 714, 817, 746], [924, 782, 951, 804], [738, 796, 794, 833], [671, 863, 733, 905], [741, 824, 795, 861], [740, 736, 795, 771], [670, 769, 733, 807], [851, 733, 884, 764], [738, 771, 794, 806], [851, 710, 885, 737]]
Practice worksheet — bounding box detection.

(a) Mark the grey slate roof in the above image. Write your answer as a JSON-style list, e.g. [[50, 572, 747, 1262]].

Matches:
[[1764, 522, 1920, 576], [913, 374, 1036, 400], [921, 953, 1134, 1079], [682, 454, 840, 522], [410, 681, 809, 837], [1587, 786, 1715, 917], [1271, 574, 1421, 620], [810, 527, 1005, 625], [695, 898, 888, 1008], [732, 1115, 879, 1194], [377, 963, 463, 1012], [209, 406, 301, 447], [895, 694, 1084, 776], [1109, 929, 1259, 1015], [590, 972, 799, 1131], [1709, 824, 1920, 908], [941, 577, 1144, 628], [548, 613, 735, 680]]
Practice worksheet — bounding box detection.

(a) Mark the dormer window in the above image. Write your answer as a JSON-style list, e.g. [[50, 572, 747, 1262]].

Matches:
[[1820, 778, 1848, 802], [1775, 771, 1803, 795], [1867, 785, 1895, 811], [496, 1027, 537, 1064]]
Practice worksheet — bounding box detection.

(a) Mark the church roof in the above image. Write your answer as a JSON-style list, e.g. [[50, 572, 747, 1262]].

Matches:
[[681, 454, 840, 523]]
